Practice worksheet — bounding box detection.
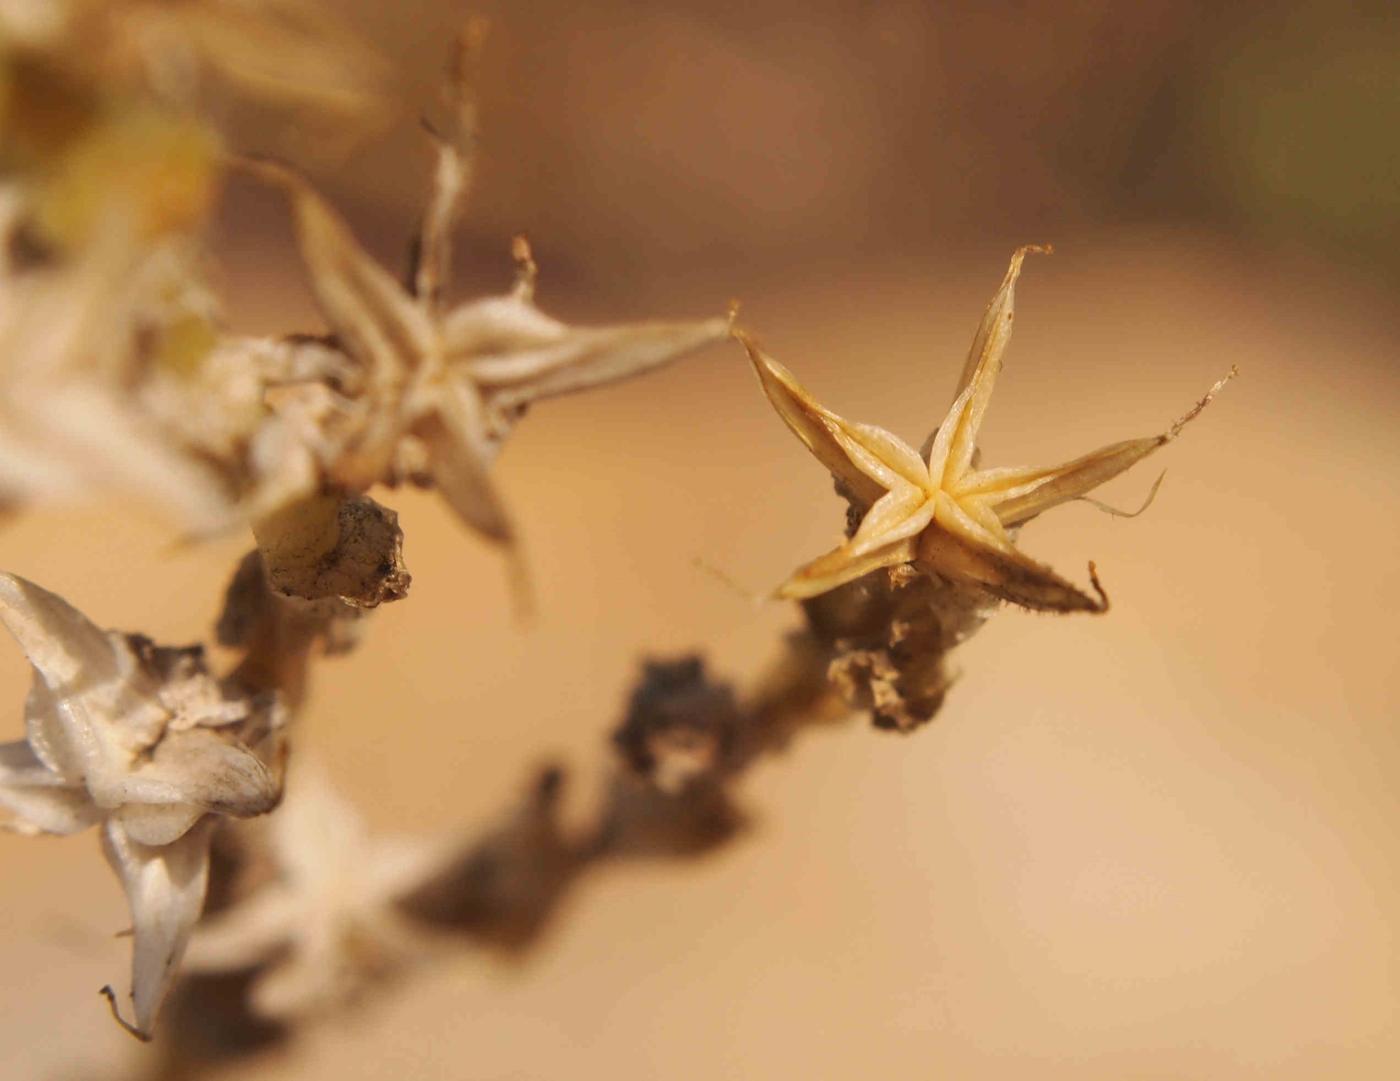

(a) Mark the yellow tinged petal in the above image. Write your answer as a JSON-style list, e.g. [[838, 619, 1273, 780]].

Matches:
[[970, 365, 1235, 527], [826, 418, 930, 491], [976, 437, 1166, 528], [940, 245, 1049, 485], [777, 537, 919, 600], [848, 489, 937, 557], [738, 331, 889, 507], [739, 331, 926, 506]]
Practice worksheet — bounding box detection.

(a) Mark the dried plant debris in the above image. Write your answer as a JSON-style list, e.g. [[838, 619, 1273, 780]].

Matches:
[[0, 573, 286, 1038], [216, 549, 367, 709], [251, 492, 410, 607], [180, 647, 840, 1057], [395, 765, 584, 954], [236, 36, 728, 553], [809, 564, 986, 733]]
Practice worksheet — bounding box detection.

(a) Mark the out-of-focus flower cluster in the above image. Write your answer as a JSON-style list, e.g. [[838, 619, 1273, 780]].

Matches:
[[0, 3, 728, 1039], [0, 0, 398, 526]]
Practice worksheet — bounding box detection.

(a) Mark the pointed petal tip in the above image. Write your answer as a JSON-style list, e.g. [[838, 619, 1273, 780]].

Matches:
[[102, 819, 213, 1041], [733, 327, 763, 367], [1167, 365, 1237, 441], [734, 329, 795, 385], [1006, 243, 1053, 279], [1085, 561, 1110, 614], [0, 572, 113, 678], [100, 985, 153, 1042]]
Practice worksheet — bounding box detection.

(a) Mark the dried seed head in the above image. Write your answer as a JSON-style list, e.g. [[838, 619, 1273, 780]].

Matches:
[[743, 247, 1233, 613]]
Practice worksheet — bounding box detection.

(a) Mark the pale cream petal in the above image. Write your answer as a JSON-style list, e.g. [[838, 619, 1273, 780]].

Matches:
[[0, 572, 122, 694], [0, 741, 98, 835], [738, 332, 886, 505], [101, 817, 214, 1038], [107, 728, 280, 828], [452, 295, 727, 417], [957, 494, 1013, 543], [115, 802, 207, 848], [417, 381, 514, 543], [0, 574, 165, 781], [940, 246, 1048, 484], [777, 536, 919, 600], [413, 133, 470, 311], [442, 294, 571, 365], [483, 317, 727, 413], [28, 385, 237, 532]]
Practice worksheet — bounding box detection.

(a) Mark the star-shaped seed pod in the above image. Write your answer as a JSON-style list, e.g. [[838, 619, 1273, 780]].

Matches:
[[0, 573, 285, 1038], [239, 31, 728, 550], [741, 246, 1234, 611]]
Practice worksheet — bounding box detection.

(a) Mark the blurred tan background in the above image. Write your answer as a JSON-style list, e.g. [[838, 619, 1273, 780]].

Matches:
[[3, 1, 1399, 1078]]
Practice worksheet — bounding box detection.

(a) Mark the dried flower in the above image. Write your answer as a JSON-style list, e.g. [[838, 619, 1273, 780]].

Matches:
[[0, 573, 285, 1037], [238, 32, 728, 550], [741, 246, 1234, 610], [186, 763, 442, 1019]]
